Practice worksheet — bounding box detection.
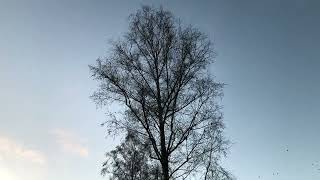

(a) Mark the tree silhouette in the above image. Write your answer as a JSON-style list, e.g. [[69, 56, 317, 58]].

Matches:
[[102, 130, 161, 180], [90, 6, 233, 180]]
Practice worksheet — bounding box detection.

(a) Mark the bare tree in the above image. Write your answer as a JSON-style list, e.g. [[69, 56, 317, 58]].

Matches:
[[90, 6, 233, 180]]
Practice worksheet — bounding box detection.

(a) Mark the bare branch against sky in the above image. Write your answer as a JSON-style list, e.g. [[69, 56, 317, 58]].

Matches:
[[90, 5, 233, 180], [0, 0, 319, 180]]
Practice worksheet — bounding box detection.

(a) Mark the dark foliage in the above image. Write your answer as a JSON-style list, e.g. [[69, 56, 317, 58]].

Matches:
[[102, 130, 161, 180]]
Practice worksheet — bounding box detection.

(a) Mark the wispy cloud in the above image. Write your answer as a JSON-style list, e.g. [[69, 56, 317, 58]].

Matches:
[[0, 164, 19, 180], [51, 129, 89, 157], [0, 136, 46, 165]]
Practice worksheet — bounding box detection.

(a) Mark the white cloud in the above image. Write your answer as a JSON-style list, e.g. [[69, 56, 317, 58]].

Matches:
[[51, 128, 89, 157], [0, 164, 19, 180], [0, 135, 47, 180], [0, 136, 46, 165]]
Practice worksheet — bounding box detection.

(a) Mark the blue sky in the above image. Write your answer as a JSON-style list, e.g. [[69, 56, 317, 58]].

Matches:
[[0, 0, 319, 180]]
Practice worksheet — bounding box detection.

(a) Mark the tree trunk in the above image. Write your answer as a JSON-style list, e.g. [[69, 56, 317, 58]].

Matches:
[[160, 121, 170, 180], [161, 155, 170, 180]]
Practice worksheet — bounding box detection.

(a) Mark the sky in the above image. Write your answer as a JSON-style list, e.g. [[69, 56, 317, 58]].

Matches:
[[0, 0, 319, 180]]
